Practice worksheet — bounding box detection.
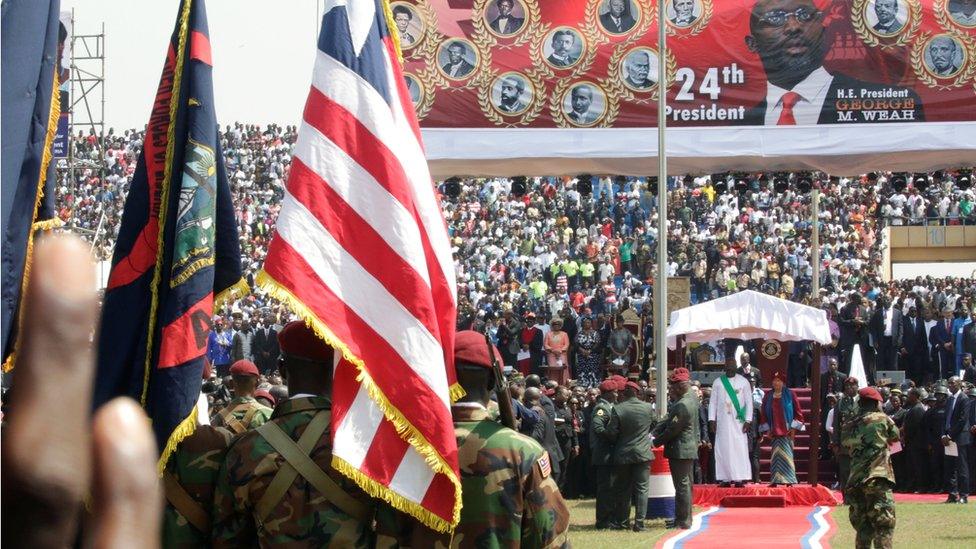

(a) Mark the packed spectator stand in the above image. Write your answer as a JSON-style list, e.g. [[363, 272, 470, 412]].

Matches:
[[56, 125, 975, 497]]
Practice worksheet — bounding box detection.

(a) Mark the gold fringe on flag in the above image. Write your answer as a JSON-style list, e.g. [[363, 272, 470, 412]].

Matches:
[[381, 0, 404, 63], [3, 64, 63, 374], [256, 269, 463, 533]]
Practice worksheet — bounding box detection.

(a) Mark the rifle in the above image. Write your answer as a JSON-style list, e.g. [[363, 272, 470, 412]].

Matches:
[[485, 331, 516, 429]]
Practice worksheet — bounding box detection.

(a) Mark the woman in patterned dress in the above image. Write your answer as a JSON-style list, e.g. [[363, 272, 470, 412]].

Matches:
[[573, 317, 602, 388], [759, 371, 805, 486]]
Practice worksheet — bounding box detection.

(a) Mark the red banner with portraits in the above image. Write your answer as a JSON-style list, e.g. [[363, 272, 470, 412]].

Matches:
[[394, 0, 976, 175]]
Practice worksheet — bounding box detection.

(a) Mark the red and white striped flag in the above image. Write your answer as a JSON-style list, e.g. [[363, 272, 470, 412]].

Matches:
[[258, 0, 461, 532]]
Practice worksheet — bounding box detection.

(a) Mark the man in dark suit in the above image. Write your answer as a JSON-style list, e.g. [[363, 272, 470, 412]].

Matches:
[[870, 296, 903, 373], [600, 0, 637, 34], [943, 376, 971, 503], [902, 388, 928, 493], [546, 30, 578, 67], [250, 312, 280, 374], [821, 357, 846, 403], [441, 42, 475, 78], [839, 294, 871, 376], [901, 306, 930, 385], [930, 308, 956, 380], [489, 0, 524, 35], [623, 50, 656, 90], [670, 0, 697, 27], [872, 0, 904, 35], [741, 0, 924, 125]]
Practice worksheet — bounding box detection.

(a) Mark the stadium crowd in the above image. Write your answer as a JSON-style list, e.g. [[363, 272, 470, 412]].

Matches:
[[56, 125, 976, 509]]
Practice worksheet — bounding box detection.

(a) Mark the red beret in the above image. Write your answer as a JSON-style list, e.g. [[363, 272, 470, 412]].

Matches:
[[858, 387, 882, 402], [454, 330, 502, 369], [598, 379, 617, 392], [669, 367, 690, 382], [845, 376, 860, 385], [278, 321, 334, 363], [254, 388, 276, 406], [625, 381, 641, 392], [230, 359, 259, 377], [610, 375, 627, 391]]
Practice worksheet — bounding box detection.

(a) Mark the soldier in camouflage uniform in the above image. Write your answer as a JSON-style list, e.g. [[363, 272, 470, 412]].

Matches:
[[212, 322, 388, 547], [832, 377, 861, 496], [162, 397, 233, 548], [843, 386, 900, 549], [406, 330, 570, 547], [590, 378, 618, 529], [211, 359, 272, 434]]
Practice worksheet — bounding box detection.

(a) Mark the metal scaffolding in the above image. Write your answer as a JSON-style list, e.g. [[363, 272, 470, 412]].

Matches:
[[64, 12, 107, 242]]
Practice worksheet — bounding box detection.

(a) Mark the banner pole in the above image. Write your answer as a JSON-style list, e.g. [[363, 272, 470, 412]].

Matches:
[[655, 2, 669, 415], [811, 186, 821, 296]]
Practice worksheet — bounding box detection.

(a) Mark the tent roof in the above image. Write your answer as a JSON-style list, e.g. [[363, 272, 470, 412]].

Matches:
[[666, 290, 832, 349]]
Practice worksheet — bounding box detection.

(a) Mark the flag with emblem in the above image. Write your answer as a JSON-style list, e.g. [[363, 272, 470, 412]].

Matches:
[[93, 0, 246, 470], [257, 0, 461, 532]]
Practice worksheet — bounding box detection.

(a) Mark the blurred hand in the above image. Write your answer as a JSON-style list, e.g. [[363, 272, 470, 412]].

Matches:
[[1, 235, 161, 548]]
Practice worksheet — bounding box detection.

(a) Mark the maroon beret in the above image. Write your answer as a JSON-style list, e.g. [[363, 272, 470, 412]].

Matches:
[[669, 367, 690, 383], [858, 387, 882, 402], [229, 359, 259, 377], [845, 376, 860, 385], [625, 381, 641, 392], [598, 379, 617, 392], [254, 388, 276, 407], [772, 371, 785, 382], [278, 321, 334, 363], [454, 330, 502, 369]]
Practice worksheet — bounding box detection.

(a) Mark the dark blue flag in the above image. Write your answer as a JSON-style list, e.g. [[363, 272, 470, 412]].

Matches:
[[1, 0, 63, 371], [94, 0, 245, 468]]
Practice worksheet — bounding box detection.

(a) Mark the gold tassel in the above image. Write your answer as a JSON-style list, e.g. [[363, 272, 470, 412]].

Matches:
[[157, 405, 198, 475], [256, 270, 462, 531], [214, 277, 250, 311]]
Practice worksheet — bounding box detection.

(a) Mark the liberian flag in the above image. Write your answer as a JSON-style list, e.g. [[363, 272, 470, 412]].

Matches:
[[257, 0, 461, 532]]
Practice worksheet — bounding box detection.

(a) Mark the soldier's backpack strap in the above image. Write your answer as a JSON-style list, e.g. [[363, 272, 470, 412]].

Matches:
[[219, 403, 254, 434], [239, 405, 260, 429], [162, 470, 211, 534], [254, 411, 370, 524]]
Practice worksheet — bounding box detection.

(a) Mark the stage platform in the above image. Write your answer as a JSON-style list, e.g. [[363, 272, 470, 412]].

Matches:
[[693, 483, 840, 507]]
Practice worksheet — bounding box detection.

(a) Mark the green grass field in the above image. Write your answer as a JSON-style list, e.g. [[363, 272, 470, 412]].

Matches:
[[566, 498, 976, 548]]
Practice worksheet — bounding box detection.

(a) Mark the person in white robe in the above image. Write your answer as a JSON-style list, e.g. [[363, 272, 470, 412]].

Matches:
[[709, 359, 754, 486]]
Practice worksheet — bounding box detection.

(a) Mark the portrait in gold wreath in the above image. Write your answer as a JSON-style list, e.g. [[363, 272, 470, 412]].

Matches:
[[390, 2, 425, 50], [403, 73, 424, 105], [598, 0, 641, 35], [862, 0, 908, 37], [923, 33, 967, 78], [562, 81, 607, 126], [436, 38, 480, 80], [948, 0, 976, 27], [666, 0, 702, 28], [543, 26, 586, 69], [490, 72, 534, 116], [484, 0, 528, 37], [620, 47, 660, 92]]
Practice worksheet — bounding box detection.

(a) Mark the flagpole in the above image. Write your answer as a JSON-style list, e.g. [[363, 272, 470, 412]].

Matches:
[[655, 3, 669, 414]]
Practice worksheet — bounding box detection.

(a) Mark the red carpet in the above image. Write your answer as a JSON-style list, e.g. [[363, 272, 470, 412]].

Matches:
[[694, 483, 840, 507], [657, 506, 837, 549]]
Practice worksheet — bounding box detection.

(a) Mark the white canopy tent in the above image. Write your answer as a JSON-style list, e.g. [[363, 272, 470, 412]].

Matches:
[[666, 290, 832, 349]]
